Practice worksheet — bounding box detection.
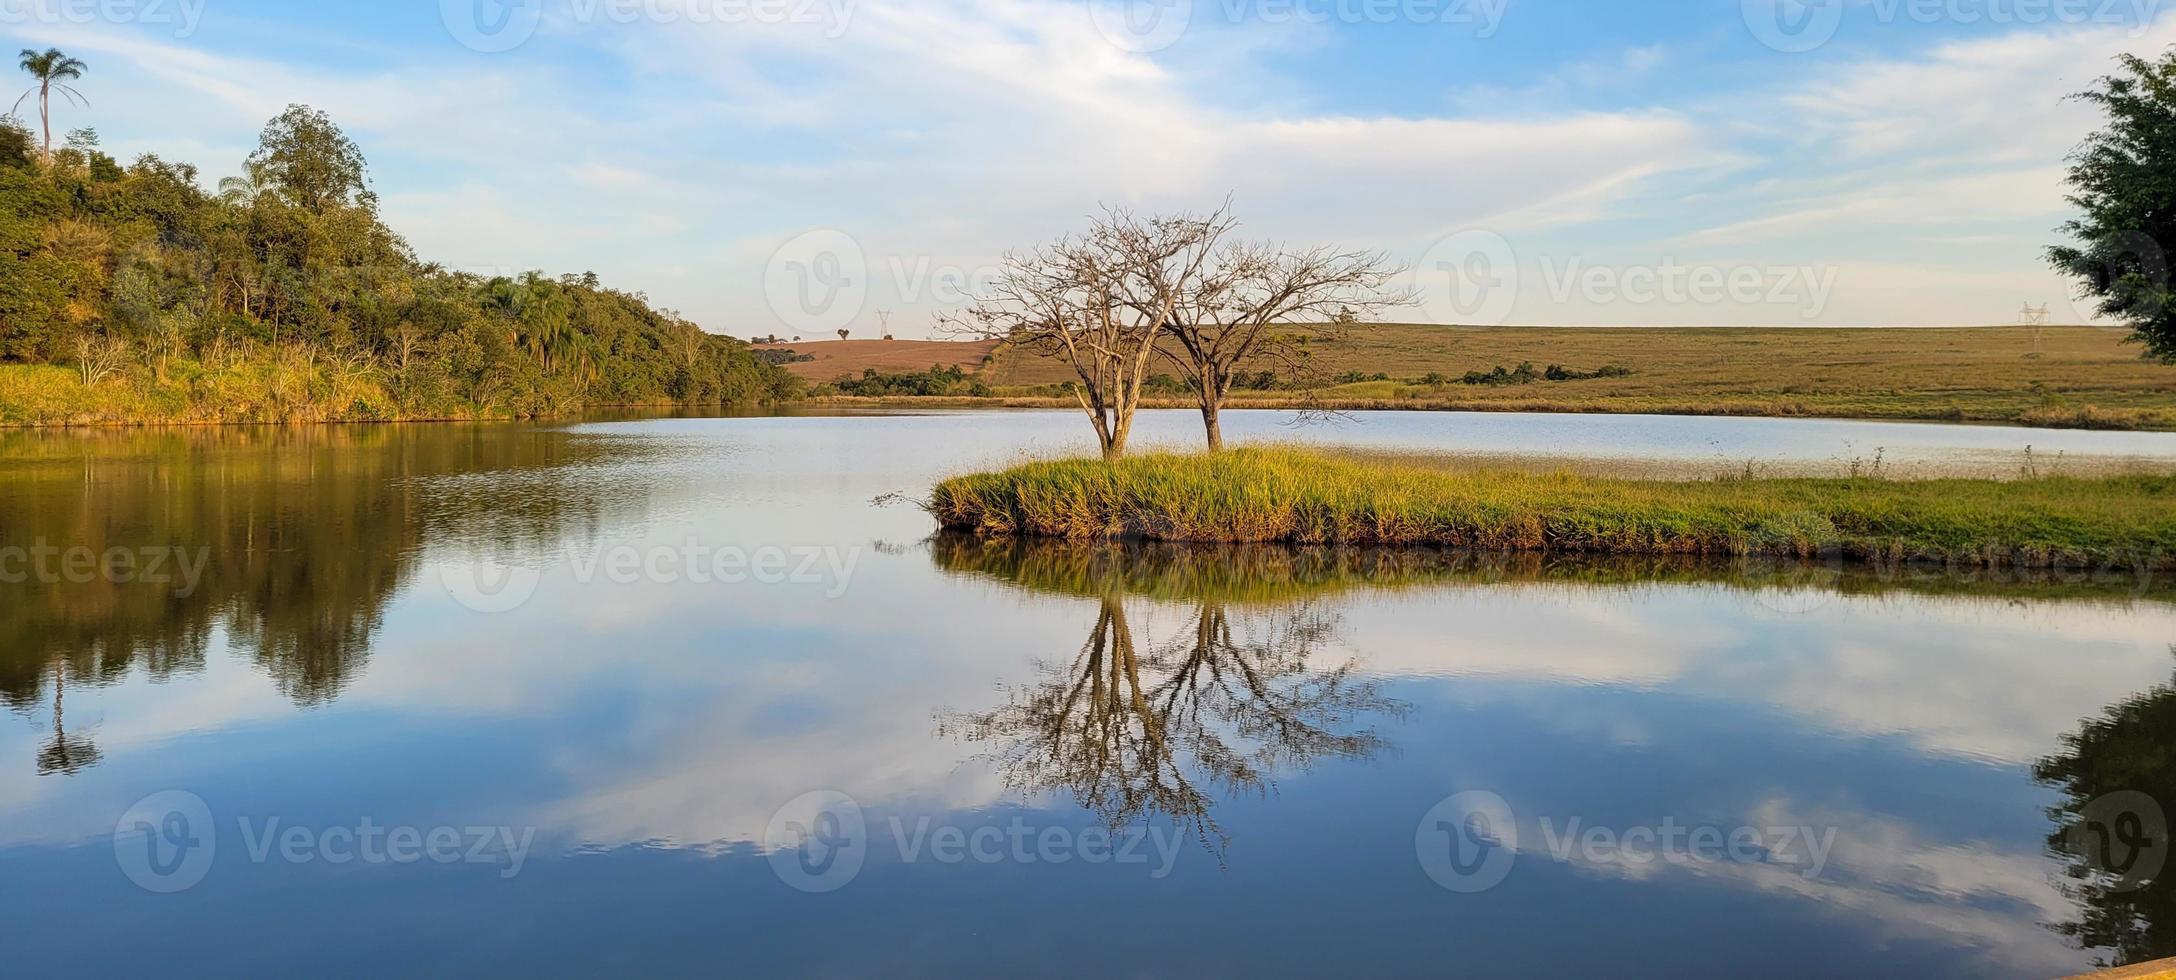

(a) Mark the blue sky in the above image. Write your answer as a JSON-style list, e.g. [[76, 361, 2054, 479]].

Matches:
[[9, 0, 2172, 336]]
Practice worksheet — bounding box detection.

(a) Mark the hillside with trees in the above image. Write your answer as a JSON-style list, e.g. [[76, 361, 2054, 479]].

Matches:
[[0, 62, 796, 424]]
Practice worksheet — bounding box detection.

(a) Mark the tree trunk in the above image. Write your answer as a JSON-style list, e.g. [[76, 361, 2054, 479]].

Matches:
[[1100, 377, 1138, 462], [1104, 411, 1131, 461], [1199, 398, 1223, 452], [39, 86, 51, 162]]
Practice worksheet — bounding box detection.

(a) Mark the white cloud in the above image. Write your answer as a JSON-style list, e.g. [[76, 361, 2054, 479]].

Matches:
[[30, 4, 2174, 333]]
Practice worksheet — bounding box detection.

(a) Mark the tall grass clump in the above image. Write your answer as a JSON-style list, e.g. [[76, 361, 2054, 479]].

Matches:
[[928, 448, 2176, 570]]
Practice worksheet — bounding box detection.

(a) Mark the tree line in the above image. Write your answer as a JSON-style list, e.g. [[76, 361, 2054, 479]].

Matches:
[[2, 51, 797, 421]]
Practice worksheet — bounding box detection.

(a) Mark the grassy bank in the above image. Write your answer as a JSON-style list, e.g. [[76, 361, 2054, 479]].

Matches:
[[928, 448, 2176, 569], [0, 354, 789, 427]]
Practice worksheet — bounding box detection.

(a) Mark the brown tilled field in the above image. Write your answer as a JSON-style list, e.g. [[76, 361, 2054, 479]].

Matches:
[[980, 323, 2161, 394]]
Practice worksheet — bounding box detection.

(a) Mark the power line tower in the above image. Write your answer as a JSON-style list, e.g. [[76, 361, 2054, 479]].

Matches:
[[2019, 302, 2050, 356]]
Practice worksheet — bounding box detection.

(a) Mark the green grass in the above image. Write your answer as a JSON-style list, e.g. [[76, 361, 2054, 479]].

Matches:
[[928, 447, 2176, 569], [0, 359, 465, 426], [0, 352, 780, 427]]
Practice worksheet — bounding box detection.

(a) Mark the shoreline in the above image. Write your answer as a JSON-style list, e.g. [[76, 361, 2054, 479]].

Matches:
[[807, 394, 2176, 432], [5, 394, 2172, 435], [0, 399, 790, 430]]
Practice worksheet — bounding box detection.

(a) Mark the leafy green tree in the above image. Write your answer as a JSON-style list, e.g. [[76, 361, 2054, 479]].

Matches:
[[0, 114, 34, 168], [0, 97, 800, 414], [245, 105, 373, 214], [2051, 48, 2176, 361], [12, 48, 85, 163]]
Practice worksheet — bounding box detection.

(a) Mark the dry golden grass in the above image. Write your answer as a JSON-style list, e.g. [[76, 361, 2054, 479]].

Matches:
[[962, 324, 2176, 428]]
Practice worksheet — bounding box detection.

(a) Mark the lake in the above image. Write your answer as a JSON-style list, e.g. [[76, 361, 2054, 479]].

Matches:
[[5, 408, 2176, 977]]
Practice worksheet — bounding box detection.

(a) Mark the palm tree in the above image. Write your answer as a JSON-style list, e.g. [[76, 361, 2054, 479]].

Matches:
[[217, 167, 273, 206], [14, 49, 87, 163]]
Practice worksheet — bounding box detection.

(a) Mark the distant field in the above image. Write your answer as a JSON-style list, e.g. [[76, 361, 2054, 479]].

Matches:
[[757, 339, 999, 380], [794, 324, 2176, 429]]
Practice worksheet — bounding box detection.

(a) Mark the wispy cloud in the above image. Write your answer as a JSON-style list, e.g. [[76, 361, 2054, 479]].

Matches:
[[28, 2, 2171, 332]]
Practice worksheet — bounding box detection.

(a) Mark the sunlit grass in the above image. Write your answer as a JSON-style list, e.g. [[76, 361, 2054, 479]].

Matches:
[[963, 324, 2176, 430], [929, 447, 2176, 569]]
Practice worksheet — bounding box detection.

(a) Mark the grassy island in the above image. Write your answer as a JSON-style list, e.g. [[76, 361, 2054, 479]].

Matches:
[[929, 448, 2176, 570]]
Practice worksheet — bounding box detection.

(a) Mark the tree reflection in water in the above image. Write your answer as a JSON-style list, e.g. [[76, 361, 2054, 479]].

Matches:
[[0, 424, 653, 775], [34, 670, 98, 776], [933, 534, 1405, 855], [2037, 648, 2176, 968]]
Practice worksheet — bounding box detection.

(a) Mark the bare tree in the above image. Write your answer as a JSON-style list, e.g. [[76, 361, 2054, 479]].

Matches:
[[390, 320, 424, 375], [946, 204, 1227, 461], [674, 321, 705, 372], [1162, 243, 1410, 450], [71, 333, 128, 387]]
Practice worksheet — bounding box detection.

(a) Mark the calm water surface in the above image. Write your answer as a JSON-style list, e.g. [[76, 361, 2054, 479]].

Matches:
[[4, 409, 2176, 977]]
